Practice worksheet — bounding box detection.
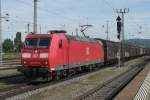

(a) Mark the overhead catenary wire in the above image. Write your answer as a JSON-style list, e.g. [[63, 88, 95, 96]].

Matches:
[[14, 0, 116, 29], [14, 0, 82, 34], [6, 0, 150, 40], [100, 0, 150, 39], [126, 14, 150, 36], [15, 0, 80, 23], [101, 0, 115, 11]]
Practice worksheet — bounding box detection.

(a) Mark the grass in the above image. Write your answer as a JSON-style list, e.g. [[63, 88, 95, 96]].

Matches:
[[3, 53, 20, 59], [0, 69, 21, 90], [82, 67, 128, 84], [0, 69, 19, 77]]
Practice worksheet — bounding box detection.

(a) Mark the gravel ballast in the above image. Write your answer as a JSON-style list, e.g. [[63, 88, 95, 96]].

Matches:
[[6, 57, 147, 100]]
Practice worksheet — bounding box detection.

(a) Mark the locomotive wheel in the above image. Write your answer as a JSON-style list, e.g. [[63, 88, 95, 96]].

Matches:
[[24, 69, 33, 78], [89, 65, 93, 72], [56, 74, 60, 80], [45, 73, 52, 81], [68, 69, 75, 77], [62, 70, 67, 77], [45, 77, 52, 82], [52, 71, 61, 80]]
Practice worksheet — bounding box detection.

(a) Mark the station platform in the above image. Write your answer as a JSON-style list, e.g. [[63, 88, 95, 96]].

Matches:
[[134, 71, 150, 100], [114, 63, 150, 100]]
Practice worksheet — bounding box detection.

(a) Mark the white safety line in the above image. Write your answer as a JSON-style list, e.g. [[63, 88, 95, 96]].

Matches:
[[134, 72, 150, 100]]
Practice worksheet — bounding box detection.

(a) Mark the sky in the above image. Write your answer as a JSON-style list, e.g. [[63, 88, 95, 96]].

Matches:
[[2, 0, 150, 41]]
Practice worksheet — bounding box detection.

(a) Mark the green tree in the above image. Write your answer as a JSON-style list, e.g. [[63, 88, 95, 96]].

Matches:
[[3, 39, 14, 53]]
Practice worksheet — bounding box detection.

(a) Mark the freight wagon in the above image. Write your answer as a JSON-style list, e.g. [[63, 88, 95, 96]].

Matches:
[[96, 38, 147, 64]]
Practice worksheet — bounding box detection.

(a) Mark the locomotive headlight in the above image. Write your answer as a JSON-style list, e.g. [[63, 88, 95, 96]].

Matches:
[[40, 53, 48, 58], [23, 61, 27, 64], [22, 53, 31, 58]]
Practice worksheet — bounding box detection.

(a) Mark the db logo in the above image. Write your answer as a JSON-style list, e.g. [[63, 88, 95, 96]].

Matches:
[[86, 48, 90, 55]]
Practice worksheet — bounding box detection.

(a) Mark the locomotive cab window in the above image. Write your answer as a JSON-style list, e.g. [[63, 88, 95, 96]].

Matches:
[[25, 38, 38, 48], [39, 38, 50, 48], [25, 38, 51, 49]]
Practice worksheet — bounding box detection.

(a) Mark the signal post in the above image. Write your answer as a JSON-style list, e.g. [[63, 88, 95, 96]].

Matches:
[[116, 8, 129, 67]]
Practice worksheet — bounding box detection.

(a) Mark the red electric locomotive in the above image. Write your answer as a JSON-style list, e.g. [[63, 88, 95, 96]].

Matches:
[[18, 30, 104, 79]]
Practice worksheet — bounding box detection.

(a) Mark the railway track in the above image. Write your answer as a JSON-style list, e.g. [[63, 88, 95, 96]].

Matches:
[[0, 74, 29, 99], [0, 70, 95, 99], [0, 66, 20, 70], [0, 83, 34, 99], [0, 57, 148, 99], [0, 59, 20, 70], [74, 59, 148, 100], [0, 62, 118, 99], [0, 74, 23, 80], [3, 57, 19, 60], [0, 59, 20, 65], [0, 59, 21, 81]]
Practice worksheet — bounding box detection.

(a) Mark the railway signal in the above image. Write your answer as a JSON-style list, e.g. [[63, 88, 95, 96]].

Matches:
[[116, 16, 121, 39], [14, 32, 22, 52], [116, 8, 129, 67]]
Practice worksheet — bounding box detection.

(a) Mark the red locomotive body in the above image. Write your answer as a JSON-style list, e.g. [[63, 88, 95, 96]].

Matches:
[[21, 34, 50, 67], [19, 30, 104, 78]]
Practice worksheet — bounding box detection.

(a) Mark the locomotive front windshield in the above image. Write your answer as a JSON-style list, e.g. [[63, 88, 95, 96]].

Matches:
[[25, 38, 50, 48]]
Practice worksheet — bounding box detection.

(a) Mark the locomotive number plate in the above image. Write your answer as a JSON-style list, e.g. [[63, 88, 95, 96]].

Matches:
[[32, 54, 38, 58]]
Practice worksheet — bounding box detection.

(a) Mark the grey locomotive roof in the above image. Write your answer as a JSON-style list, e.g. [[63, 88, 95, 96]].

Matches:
[[66, 35, 97, 42]]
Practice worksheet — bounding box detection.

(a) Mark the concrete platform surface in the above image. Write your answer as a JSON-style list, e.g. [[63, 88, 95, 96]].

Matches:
[[134, 71, 150, 100], [114, 63, 150, 100]]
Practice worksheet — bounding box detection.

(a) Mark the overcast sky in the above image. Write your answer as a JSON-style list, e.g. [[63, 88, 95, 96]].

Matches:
[[2, 0, 150, 41]]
